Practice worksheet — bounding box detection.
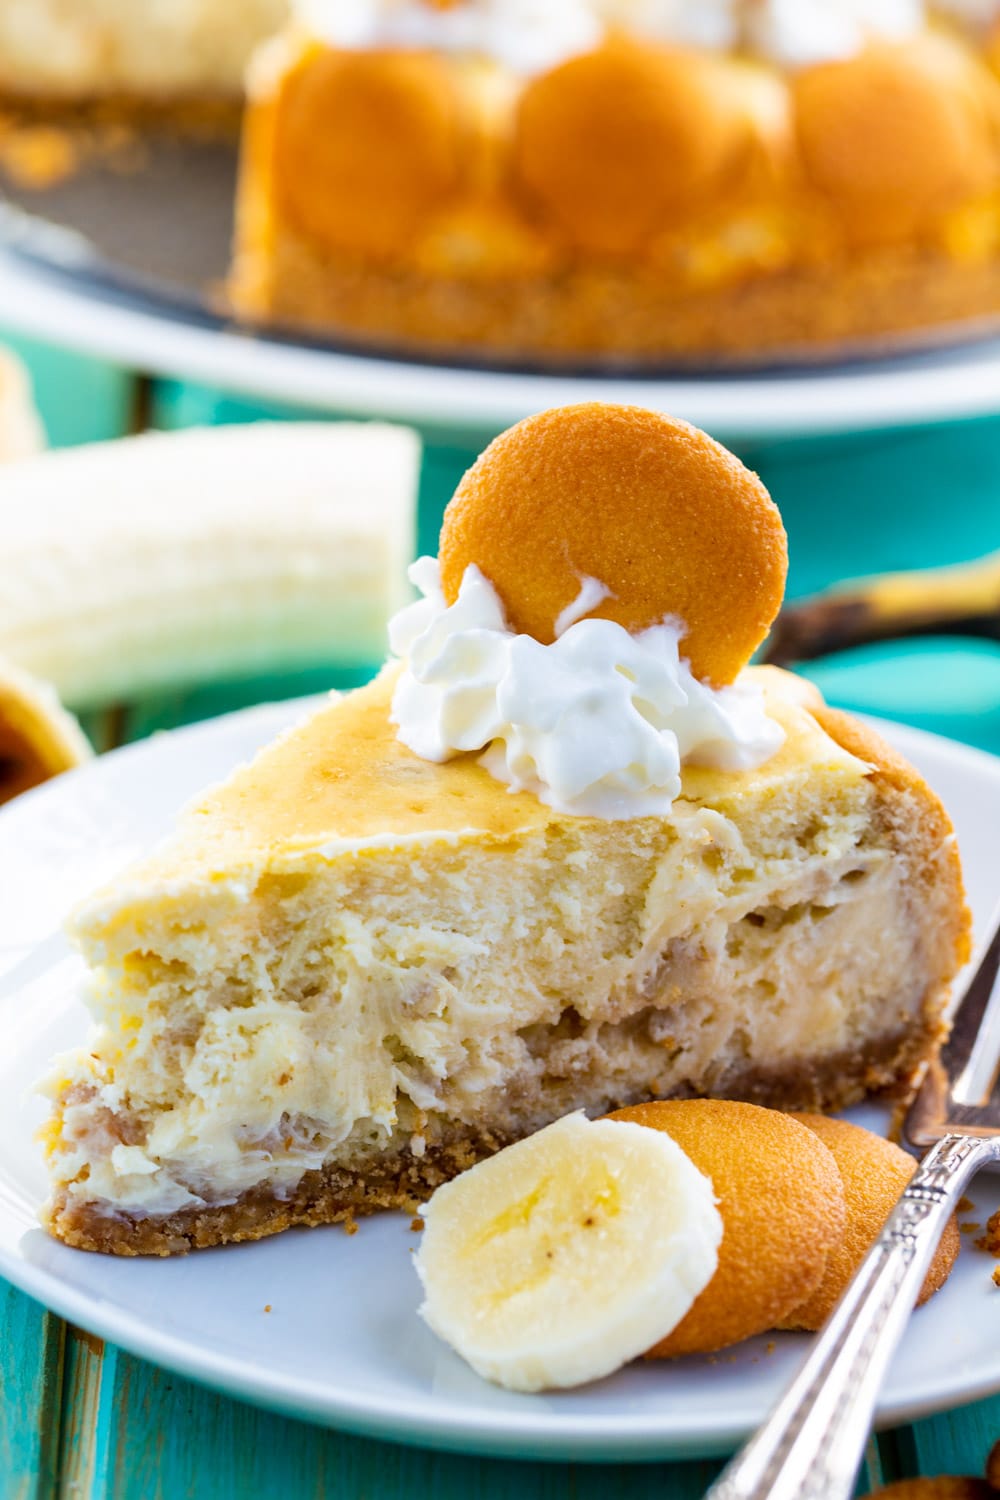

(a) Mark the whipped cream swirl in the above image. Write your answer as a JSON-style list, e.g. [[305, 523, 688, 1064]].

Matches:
[[597, 0, 742, 50], [295, 0, 603, 75], [388, 558, 784, 821], [745, 0, 923, 68]]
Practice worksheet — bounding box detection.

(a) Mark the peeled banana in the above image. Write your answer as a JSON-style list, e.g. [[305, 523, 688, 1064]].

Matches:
[[0, 654, 91, 805], [414, 1112, 722, 1393], [765, 548, 1000, 666], [0, 421, 419, 709]]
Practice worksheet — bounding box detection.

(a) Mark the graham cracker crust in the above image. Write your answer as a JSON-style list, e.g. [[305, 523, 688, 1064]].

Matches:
[[229, 229, 1000, 368], [46, 1024, 941, 1257]]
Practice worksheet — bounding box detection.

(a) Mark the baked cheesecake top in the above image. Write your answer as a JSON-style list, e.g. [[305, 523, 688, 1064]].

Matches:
[[75, 404, 844, 927], [71, 660, 867, 936]]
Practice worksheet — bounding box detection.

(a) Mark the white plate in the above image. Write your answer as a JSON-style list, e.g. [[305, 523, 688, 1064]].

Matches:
[[7, 250, 1000, 442], [1, 702, 999, 1462]]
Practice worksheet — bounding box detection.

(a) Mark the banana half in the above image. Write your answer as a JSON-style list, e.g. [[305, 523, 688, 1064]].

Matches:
[[0, 655, 92, 805], [414, 1111, 722, 1393]]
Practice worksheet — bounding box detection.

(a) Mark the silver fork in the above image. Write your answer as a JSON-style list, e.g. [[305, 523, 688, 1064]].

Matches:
[[704, 910, 1000, 1500]]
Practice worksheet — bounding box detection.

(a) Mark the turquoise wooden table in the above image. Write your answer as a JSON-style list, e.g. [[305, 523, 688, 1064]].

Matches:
[[4, 330, 1000, 1498]]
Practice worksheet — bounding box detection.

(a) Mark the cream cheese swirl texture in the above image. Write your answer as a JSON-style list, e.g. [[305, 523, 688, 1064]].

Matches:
[[389, 558, 784, 821]]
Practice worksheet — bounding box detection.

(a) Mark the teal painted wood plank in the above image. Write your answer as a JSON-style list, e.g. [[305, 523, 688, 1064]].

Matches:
[[150, 377, 323, 431], [149, 377, 499, 450], [861, 1436, 888, 1492], [0, 332, 135, 448], [0, 1284, 896, 1500], [86, 1351, 893, 1500], [801, 638, 1000, 756], [57, 1327, 116, 1499], [95, 1352, 723, 1500], [417, 439, 480, 560], [891, 1394, 1000, 1484], [743, 416, 1000, 752], [745, 415, 1000, 604], [0, 1282, 63, 1500], [117, 665, 373, 744]]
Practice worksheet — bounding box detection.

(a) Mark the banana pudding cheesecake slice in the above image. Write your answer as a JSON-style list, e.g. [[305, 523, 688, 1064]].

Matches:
[[41, 404, 969, 1256]]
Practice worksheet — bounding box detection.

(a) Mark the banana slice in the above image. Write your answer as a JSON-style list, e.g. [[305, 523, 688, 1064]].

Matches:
[[0, 655, 91, 805], [414, 1111, 722, 1393]]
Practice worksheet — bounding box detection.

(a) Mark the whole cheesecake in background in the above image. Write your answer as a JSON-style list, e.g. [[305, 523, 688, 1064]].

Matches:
[[231, 0, 1000, 364], [0, 0, 288, 112], [39, 404, 970, 1256]]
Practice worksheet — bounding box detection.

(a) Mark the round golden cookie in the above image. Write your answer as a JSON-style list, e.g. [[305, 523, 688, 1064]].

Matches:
[[275, 47, 466, 259], [778, 1115, 960, 1332], [606, 1100, 846, 1357], [438, 403, 788, 687], [513, 39, 750, 255], [793, 34, 998, 245]]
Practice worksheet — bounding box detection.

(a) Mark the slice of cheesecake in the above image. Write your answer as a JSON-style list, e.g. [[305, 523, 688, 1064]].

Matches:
[[43, 663, 968, 1255]]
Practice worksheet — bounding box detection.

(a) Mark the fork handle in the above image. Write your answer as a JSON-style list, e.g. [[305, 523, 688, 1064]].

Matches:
[[705, 1132, 1000, 1500]]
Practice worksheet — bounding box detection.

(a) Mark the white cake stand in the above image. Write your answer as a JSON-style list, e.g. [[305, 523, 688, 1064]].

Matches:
[[5, 248, 1000, 440]]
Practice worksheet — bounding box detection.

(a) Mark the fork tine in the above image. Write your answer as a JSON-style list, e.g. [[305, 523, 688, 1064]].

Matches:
[[941, 907, 1000, 1105], [905, 902, 1000, 1148]]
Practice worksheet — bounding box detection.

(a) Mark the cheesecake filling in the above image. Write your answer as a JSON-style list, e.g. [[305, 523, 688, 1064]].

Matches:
[[42, 660, 961, 1231], [389, 557, 784, 819], [49, 751, 905, 1221]]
